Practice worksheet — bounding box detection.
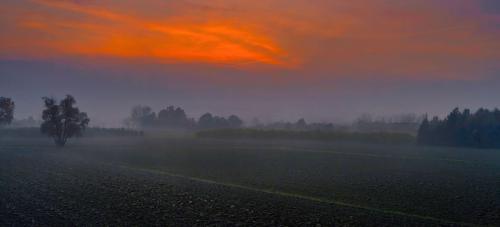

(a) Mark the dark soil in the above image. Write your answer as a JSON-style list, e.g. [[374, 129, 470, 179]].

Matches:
[[0, 148, 459, 226]]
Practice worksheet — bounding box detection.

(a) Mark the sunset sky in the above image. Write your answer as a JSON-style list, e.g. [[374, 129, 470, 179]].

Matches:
[[1, 0, 500, 126]]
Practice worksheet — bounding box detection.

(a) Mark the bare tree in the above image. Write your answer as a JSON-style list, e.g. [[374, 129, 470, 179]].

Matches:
[[41, 95, 90, 146]]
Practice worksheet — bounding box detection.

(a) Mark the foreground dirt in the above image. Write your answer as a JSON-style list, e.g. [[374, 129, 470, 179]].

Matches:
[[0, 149, 464, 226]]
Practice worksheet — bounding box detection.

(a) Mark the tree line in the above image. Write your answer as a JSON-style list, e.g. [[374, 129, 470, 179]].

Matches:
[[124, 105, 243, 130], [354, 113, 424, 134], [197, 128, 415, 145], [5, 94, 500, 149], [418, 107, 500, 148], [252, 118, 336, 131]]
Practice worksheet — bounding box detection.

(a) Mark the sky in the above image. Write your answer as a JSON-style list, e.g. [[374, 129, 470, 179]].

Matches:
[[1, 0, 500, 126]]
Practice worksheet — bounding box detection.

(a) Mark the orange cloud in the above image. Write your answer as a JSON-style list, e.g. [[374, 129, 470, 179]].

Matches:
[[1, 0, 499, 79], [6, 0, 292, 66]]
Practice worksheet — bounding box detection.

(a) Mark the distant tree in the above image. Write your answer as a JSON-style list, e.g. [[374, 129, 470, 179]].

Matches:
[[356, 114, 373, 124], [198, 113, 242, 129], [129, 105, 156, 128], [41, 95, 90, 146], [295, 118, 307, 129], [198, 113, 214, 129], [213, 116, 229, 128], [416, 116, 430, 145], [228, 115, 243, 128], [398, 113, 418, 124], [158, 106, 191, 128], [11, 116, 39, 128], [0, 97, 15, 127]]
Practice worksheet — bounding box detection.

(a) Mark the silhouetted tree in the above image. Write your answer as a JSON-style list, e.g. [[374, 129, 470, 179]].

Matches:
[[417, 107, 500, 148], [157, 106, 192, 128], [417, 116, 430, 145], [125, 105, 243, 130], [0, 97, 15, 127], [198, 113, 215, 129], [41, 95, 90, 146], [198, 113, 243, 129], [228, 115, 243, 128]]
